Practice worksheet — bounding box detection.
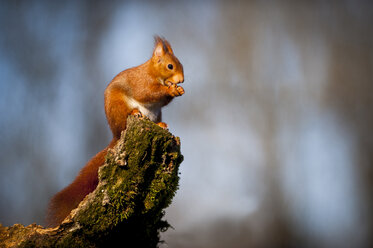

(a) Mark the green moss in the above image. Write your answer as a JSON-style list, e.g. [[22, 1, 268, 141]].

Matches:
[[68, 116, 182, 246], [3, 116, 182, 248]]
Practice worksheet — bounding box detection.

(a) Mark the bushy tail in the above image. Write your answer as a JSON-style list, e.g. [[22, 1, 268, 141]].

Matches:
[[46, 138, 117, 227]]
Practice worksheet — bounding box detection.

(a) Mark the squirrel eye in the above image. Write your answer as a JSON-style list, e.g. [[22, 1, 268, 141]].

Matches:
[[167, 64, 173, 70]]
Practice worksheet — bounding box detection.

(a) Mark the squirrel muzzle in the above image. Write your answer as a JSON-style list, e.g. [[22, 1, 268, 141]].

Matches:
[[169, 74, 184, 85]]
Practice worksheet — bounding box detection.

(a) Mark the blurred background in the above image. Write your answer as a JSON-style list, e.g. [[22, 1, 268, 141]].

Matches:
[[0, 0, 372, 247]]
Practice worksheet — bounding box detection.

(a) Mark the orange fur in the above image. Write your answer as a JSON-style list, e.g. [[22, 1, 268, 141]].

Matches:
[[46, 36, 184, 227], [46, 139, 117, 227]]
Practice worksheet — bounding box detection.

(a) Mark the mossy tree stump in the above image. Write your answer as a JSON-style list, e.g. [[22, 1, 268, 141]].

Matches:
[[0, 116, 183, 248]]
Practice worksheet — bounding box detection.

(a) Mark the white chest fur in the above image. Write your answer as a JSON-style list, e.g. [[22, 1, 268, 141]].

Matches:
[[127, 97, 161, 122]]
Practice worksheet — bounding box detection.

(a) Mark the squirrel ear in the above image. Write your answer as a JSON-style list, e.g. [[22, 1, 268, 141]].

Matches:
[[163, 39, 173, 54], [153, 36, 166, 57]]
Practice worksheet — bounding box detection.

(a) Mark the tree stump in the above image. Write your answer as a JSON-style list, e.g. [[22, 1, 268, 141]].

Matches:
[[0, 116, 183, 248]]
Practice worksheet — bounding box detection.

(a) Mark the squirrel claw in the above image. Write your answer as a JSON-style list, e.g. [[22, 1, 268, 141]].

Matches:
[[176, 85, 185, 96], [157, 122, 169, 129], [130, 109, 143, 118], [169, 84, 185, 97]]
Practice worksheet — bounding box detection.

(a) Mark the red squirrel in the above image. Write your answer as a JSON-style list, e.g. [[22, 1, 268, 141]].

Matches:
[[46, 36, 184, 227]]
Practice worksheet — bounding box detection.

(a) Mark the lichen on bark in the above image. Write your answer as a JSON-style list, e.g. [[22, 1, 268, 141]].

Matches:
[[0, 116, 183, 248]]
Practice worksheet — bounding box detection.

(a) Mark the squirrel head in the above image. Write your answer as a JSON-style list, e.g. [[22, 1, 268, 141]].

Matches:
[[151, 36, 184, 86]]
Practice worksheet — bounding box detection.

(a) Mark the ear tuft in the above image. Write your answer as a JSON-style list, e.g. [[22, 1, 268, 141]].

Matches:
[[153, 35, 173, 56], [153, 35, 165, 57], [163, 39, 173, 54]]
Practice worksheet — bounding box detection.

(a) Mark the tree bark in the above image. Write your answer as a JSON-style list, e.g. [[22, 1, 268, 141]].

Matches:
[[0, 116, 183, 248]]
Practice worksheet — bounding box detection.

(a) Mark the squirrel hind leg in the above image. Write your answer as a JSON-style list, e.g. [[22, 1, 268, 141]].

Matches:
[[130, 108, 143, 118], [155, 111, 168, 129], [157, 122, 168, 129]]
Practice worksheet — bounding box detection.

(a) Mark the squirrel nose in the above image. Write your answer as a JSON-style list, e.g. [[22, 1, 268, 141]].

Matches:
[[179, 76, 184, 84], [172, 74, 184, 84]]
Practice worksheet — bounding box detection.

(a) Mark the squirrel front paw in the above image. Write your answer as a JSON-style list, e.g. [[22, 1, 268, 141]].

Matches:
[[169, 84, 185, 97]]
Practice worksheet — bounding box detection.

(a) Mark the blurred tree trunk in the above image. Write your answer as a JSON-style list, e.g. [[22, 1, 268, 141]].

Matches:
[[325, 37, 373, 246]]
